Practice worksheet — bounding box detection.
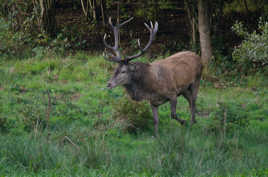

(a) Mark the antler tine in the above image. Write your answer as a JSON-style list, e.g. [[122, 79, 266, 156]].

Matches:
[[119, 17, 134, 27], [108, 17, 113, 26], [103, 17, 121, 62], [103, 32, 122, 62], [103, 33, 113, 49], [103, 17, 134, 63], [103, 51, 122, 63], [108, 16, 133, 28], [125, 21, 158, 62]]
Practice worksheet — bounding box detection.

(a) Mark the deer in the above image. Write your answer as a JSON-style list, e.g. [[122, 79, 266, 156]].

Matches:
[[103, 17, 203, 135]]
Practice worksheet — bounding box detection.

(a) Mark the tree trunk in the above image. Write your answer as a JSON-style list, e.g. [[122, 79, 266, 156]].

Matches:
[[117, 1, 120, 45], [81, 0, 91, 20], [100, 0, 106, 26], [243, 0, 249, 13], [34, 0, 57, 36], [192, 17, 196, 45], [89, 0, 97, 21], [198, 0, 212, 66], [153, 0, 159, 21], [185, 0, 198, 50]]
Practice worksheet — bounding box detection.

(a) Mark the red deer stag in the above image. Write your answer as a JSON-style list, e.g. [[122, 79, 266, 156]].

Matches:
[[103, 17, 202, 135]]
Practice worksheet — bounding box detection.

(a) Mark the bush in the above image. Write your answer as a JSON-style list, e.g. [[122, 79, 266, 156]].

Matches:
[[0, 18, 33, 58], [112, 95, 153, 133], [232, 18, 268, 72], [0, 18, 69, 59]]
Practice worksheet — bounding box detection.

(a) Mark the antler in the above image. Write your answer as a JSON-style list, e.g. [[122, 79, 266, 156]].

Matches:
[[103, 17, 134, 63], [125, 21, 158, 62], [103, 17, 158, 63]]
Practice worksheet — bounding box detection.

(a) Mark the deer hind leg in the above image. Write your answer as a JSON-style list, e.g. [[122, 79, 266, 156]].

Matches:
[[182, 85, 197, 124], [192, 75, 201, 101], [190, 76, 201, 123], [151, 104, 159, 136], [170, 99, 186, 125]]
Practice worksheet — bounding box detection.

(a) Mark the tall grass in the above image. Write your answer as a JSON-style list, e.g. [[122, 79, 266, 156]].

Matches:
[[0, 123, 267, 176], [0, 53, 267, 176]]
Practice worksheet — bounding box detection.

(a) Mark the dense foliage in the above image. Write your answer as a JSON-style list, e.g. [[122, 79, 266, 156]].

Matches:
[[0, 0, 267, 66], [232, 18, 268, 71]]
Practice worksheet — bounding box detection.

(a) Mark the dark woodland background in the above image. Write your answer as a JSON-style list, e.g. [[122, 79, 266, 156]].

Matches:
[[1, 0, 267, 63]]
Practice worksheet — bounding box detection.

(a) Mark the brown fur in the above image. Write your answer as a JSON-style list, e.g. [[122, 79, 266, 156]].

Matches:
[[108, 51, 202, 135], [124, 51, 202, 106]]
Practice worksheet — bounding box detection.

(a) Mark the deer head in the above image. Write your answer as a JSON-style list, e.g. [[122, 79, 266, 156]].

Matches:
[[103, 17, 158, 89]]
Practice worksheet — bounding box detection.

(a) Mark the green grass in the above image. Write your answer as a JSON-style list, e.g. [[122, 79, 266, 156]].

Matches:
[[0, 53, 268, 177]]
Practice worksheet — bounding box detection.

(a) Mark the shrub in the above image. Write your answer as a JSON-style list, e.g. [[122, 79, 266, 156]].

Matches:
[[232, 18, 268, 72], [0, 18, 33, 59], [112, 95, 153, 133], [0, 18, 69, 59]]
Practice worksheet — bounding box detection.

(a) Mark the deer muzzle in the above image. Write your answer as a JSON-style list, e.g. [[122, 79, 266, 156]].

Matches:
[[107, 81, 116, 89]]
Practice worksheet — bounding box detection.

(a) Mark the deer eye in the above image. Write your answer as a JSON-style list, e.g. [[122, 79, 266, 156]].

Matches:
[[121, 70, 126, 74]]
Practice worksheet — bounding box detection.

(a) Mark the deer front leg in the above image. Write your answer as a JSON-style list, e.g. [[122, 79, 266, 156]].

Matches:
[[151, 104, 159, 136], [170, 99, 186, 125]]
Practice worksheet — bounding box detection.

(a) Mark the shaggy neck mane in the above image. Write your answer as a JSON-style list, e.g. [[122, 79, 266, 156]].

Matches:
[[123, 62, 153, 101]]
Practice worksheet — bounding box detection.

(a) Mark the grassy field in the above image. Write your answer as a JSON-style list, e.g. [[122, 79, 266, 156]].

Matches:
[[0, 53, 268, 177]]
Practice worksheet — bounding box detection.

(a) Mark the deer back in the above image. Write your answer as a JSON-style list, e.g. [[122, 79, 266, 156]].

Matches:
[[149, 51, 202, 94]]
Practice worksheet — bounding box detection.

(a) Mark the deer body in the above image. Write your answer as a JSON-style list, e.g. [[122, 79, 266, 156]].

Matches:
[[103, 17, 202, 135], [122, 51, 202, 106]]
